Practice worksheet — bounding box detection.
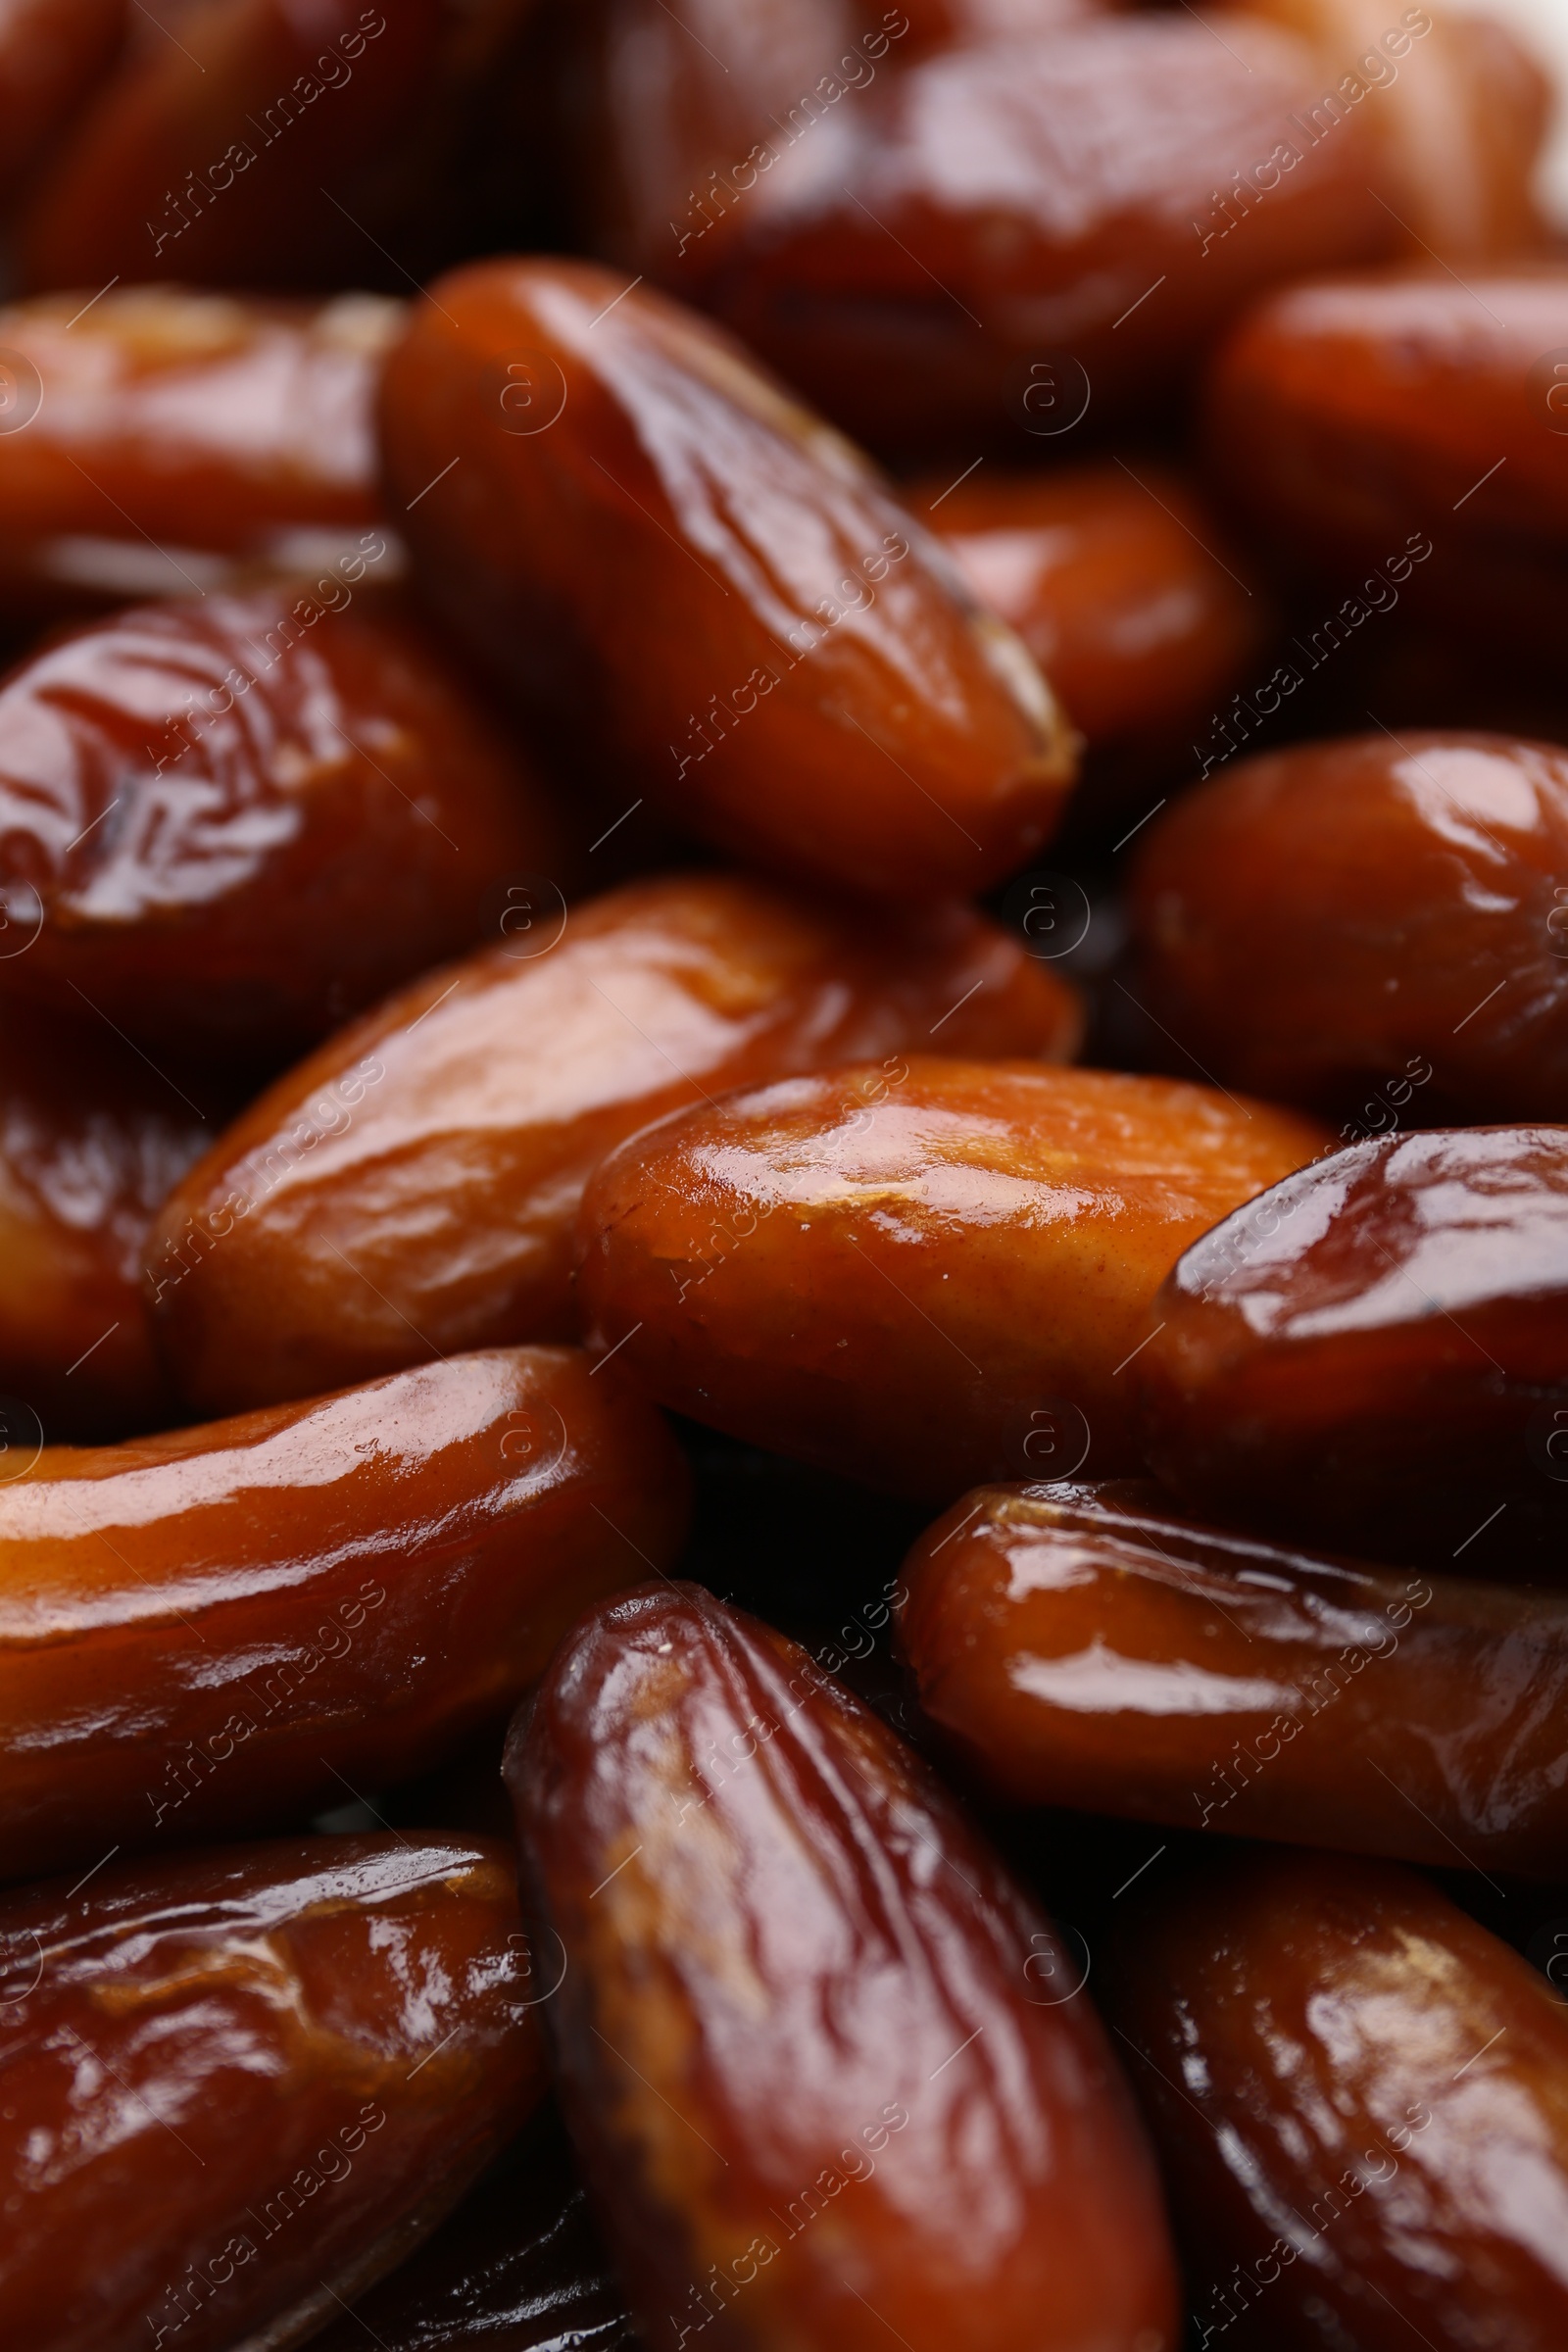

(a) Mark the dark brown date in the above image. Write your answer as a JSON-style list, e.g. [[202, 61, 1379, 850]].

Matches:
[[0, 0, 124, 210], [508, 1581, 1180, 2351], [1105, 1848, 1568, 2351], [0, 1834, 546, 2352]]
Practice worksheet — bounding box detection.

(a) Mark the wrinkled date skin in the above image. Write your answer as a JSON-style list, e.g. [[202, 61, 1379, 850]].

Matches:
[[0, 287, 403, 617], [0, 1834, 548, 2352], [379, 259, 1074, 897], [313, 2105, 637, 2351], [0, 1005, 207, 1440], [0, 0, 124, 211], [697, 17, 1388, 458], [508, 1583, 1180, 2352], [899, 1479, 1568, 1877], [148, 872, 1081, 1416], [0, 585, 568, 1059], [575, 1056, 1328, 1500], [0, 1345, 688, 1882], [1131, 732, 1568, 1122], [1132, 1127, 1568, 1564], [918, 462, 1264, 822], [1105, 1849, 1568, 2350], [1204, 270, 1568, 650]]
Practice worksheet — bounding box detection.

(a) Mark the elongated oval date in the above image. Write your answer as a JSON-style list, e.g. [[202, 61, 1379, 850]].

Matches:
[[0, 287, 403, 616], [314, 2106, 637, 2351], [508, 1582, 1180, 2352], [147, 872, 1081, 1416], [698, 18, 1387, 458], [1132, 1126, 1568, 1562], [1131, 731, 1568, 1121], [919, 462, 1263, 822], [1204, 270, 1568, 649], [0, 1834, 547, 2352], [0, 0, 124, 209], [0, 1345, 688, 1883], [1105, 1848, 1568, 2351], [0, 1004, 207, 1441], [899, 1479, 1568, 1875], [379, 259, 1073, 897], [0, 585, 567, 1058], [575, 1056, 1328, 1500]]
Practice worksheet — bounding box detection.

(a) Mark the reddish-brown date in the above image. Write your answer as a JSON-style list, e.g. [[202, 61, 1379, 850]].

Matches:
[[0, 584, 568, 1058], [899, 1479, 1568, 1876], [148, 873, 1082, 1416], [379, 258, 1075, 898], [1130, 731, 1568, 1122], [1132, 1126, 1568, 1561], [0, 1345, 688, 1884], [574, 1056, 1329, 1500], [0, 0, 124, 210], [1105, 1848, 1568, 2350], [918, 462, 1264, 823], [697, 17, 1389, 458], [313, 2107, 637, 2351], [0, 1833, 547, 2352], [0, 1005, 207, 1440], [507, 1582, 1180, 2352], [1204, 269, 1568, 649], [0, 287, 402, 617]]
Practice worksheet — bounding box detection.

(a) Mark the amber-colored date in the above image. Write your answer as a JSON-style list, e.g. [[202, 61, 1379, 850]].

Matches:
[[1131, 1126, 1568, 1562], [699, 17, 1388, 457], [919, 462, 1263, 822], [0, 0, 123, 210], [899, 1479, 1568, 1876], [0, 585, 567, 1058], [0, 1834, 547, 2352], [148, 873, 1080, 1416], [1106, 1848, 1568, 2350], [0, 1005, 206, 1439], [575, 1056, 1328, 1499], [0, 287, 403, 616], [0, 1345, 687, 1883], [1130, 730, 1568, 1121], [508, 1582, 1179, 2352], [379, 258, 1074, 897]]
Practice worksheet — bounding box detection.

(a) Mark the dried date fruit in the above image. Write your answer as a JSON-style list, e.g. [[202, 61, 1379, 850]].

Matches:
[[148, 872, 1081, 1416], [1105, 1847, 1568, 2351], [0, 584, 569, 1058], [379, 258, 1074, 897], [1131, 1125, 1568, 1561], [1129, 730, 1568, 1122], [0, 1833, 547, 2352], [899, 1478, 1568, 1876], [0, 1344, 688, 1883], [0, 0, 124, 211], [507, 1581, 1180, 2352], [574, 1055, 1328, 1499]]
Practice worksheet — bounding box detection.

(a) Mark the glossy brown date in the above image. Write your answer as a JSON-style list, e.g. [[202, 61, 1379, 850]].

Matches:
[[0, 1344, 688, 1884], [0, 584, 568, 1058], [0, 0, 124, 210], [918, 462, 1264, 824], [1105, 1848, 1568, 2351], [0, 287, 402, 617], [0, 1004, 207, 1439], [899, 1479, 1568, 1876], [148, 872, 1081, 1416], [0, 1833, 547, 2352], [379, 258, 1075, 897], [507, 1581, 1180, 2352], [1204, 268, 1568, 650], [1130, 731, 1568, 1122], [574, 1055, 1329, 1500], [313, 2106, 637, 2352], [1131, 1126, 1568, 1562], [698, 16, 1388, 458]]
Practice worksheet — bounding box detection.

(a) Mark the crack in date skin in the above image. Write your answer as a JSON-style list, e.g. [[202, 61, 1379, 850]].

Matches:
[[0, 1833, 547, 2352], [508, 1581, 1180, 2352], [1103, 1849, 1568, 2351]]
